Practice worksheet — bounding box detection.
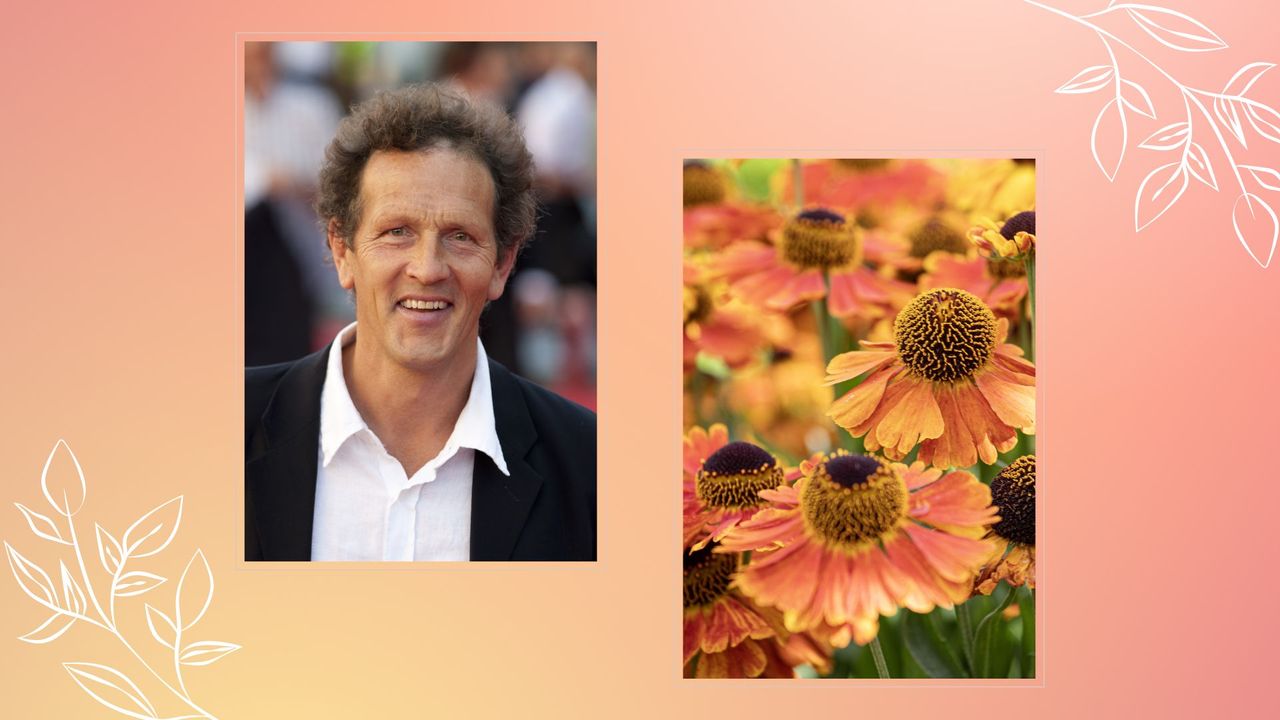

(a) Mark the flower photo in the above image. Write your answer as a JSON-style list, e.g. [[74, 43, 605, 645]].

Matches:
[[681, 159, 1037, 679]]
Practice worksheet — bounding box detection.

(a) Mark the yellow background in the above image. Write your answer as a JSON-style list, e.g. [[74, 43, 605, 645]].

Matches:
[[3, 0, 1279, 717]]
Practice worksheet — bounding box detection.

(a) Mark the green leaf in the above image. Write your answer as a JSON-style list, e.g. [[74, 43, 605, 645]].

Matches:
[[1019, 589, 1036, 678], [694, 352, 731, 380], [733, 159, 787, 202], [973, 584, 1019, 677], [903, 610, 968, 678]]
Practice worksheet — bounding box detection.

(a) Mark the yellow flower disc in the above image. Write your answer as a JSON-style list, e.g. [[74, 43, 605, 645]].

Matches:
[[781, 209, 859, 270], [683, 163, 726, 208], [801, 452, 908, 551], [683, 544, 737, 609], [991, 455, 1035, 546], [909, 218, 970, 258], [894, 288, 997, 382], [696, 442, 785, 510], [835, 158, 890, 171]]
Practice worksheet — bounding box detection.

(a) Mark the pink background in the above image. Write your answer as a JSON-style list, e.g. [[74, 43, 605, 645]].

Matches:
[[2, 0, 1278, 717]]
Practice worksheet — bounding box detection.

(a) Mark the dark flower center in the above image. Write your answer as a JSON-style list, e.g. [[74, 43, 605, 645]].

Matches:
[[780, 209, 859, 270], [1000, 211, 1036, 241], [683, 543, 737, 608], [696, 442, 784, 509], [801, 452, 907, 550], [909, 218, 970, 259], [991, 455, 1035, 546], [683, 285, 713, 326], [894, 288, 997, 383], [826, 454, 882, 487], [683, 162, 726, 208]]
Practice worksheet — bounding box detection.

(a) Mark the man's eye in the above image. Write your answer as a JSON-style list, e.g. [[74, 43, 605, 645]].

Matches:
[[387, 227, 409, 237], [449, 231, 472, 242]]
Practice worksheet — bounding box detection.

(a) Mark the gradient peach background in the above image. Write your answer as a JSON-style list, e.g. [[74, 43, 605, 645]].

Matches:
[[3, 0, 1278, 717]]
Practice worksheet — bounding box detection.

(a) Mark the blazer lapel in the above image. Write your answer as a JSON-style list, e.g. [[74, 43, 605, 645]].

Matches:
[[245, 348, 328, 561], [470, 360, 544, 561]]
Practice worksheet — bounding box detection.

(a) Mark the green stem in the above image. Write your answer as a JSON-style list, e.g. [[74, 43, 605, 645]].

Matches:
[[956, 602, 976, 674], [810, 275, 834, 364], [973, 583, 1020, 677], [868, 636, 891, 679], [1019, 588, 1036, 678]]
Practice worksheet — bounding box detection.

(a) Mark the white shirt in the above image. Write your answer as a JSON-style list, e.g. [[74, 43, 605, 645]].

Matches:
[[311, 323, 509, 561]]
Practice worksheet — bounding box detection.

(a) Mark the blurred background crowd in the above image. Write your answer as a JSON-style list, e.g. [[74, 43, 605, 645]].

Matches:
[[244, 41, 597, 409]]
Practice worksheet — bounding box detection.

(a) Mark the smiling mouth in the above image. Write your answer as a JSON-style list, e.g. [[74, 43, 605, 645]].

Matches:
[[398, 299, 451, 311]]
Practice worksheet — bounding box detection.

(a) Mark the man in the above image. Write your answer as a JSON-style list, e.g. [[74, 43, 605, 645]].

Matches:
[[245, 84, 595, 561]]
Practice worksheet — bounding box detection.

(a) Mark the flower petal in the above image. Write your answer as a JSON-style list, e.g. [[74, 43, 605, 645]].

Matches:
[[873, 376, 945, 457], [976, 367, 1037, 431], [909, 470, 997, 538]]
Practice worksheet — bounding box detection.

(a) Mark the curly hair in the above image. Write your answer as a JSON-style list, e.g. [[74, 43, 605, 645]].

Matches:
[[315, 83, 536, 260]]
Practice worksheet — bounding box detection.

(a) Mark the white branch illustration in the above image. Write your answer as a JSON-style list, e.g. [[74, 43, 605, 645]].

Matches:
[[6, 440, 239, 720], [1029, 1, 1280, 267]]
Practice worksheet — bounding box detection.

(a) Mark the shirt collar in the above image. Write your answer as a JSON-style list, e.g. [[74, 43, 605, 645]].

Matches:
[[318, 322, 509, 476]]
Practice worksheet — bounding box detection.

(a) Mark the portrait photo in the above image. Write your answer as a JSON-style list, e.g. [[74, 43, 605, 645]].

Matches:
[[243, 40, 597, 562]]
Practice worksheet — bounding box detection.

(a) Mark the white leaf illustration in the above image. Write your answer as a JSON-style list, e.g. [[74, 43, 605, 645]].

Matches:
[[144, 604, 177, 650], [1233, 193, 1278, 268], [1185, 142, 1218, 190], [1135, 161, 1189, 230], [1241, 164, 1280, 192], [1123, 4, 1228, 52], [113, 571, 166, 598], [178, 640, 242, 666], [19, 612, 76, 644], [5, 542, 59, 612], [41, 439, 86, 517], [1224, 61, 1275, 97], [59, 561, 87, 616], [1120, 78, 1156, 118], [1138, 121, 1190, 150], [1092, 97, 1128, 181], [175, 549, 213, 631], [96, 523, 124, 575], [1214, 96, 1247, 146], [122, 496, 183, 559], [64, 662, 158, 720], [14, 502, 69, 544], [1245, 103, 1280, 144], [1056, 64, 1114, 94]]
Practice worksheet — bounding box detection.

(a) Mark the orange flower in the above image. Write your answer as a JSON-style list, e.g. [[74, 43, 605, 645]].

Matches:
[[682, 261, 774, 370], [683, 161, 727, 208], [787, 159, 945, 212], [826, 288, 1035, 469], [711, 209, 900, 320], [719, 452, 997, 645], [683, 425, 786, 551], [683, 542, 779, 678], [969, 211, 1035, 261], [919, 252, 1027, 323], [976, 455, 1036, 595], [682, 163, 784, 250]]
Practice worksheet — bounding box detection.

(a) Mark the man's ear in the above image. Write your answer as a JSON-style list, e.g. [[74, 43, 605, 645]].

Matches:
[[328, 219, 355, 290], [487, 245, 519, 301]]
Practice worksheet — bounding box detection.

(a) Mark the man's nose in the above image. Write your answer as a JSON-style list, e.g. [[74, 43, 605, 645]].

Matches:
[[406, 237, 450, 283]]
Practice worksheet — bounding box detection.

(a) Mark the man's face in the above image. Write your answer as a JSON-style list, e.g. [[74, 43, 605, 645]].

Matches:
[[330, 147, 514, 375]]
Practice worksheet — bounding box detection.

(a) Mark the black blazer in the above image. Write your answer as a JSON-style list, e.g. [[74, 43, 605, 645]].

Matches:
[[245, 347, 596, 561]]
